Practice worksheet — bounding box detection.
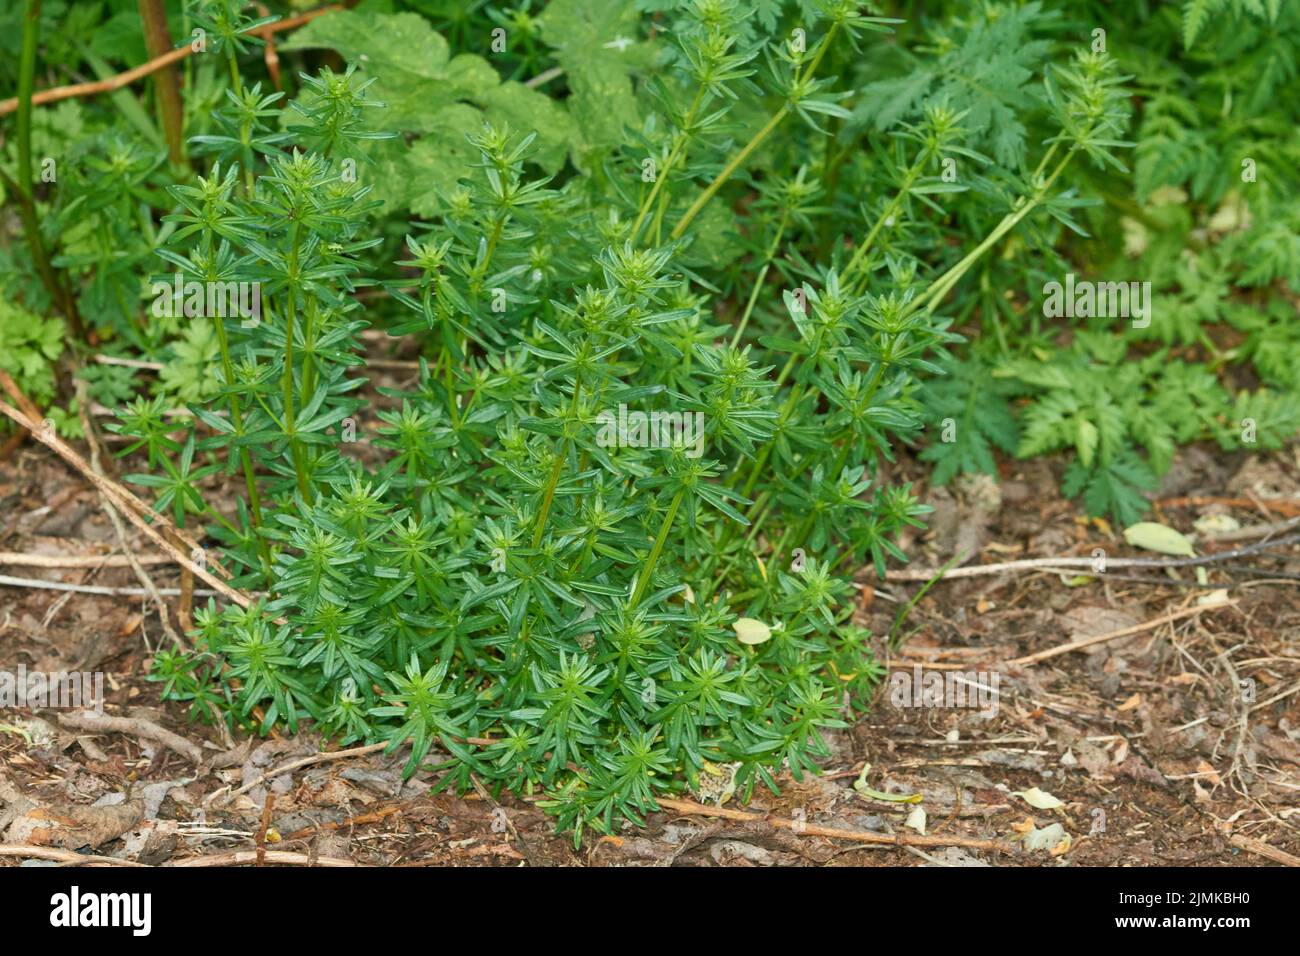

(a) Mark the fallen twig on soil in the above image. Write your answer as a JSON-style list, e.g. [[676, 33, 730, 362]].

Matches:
[[886, 534, 1300, 582], [1159, 496, 1300, 517], [1004, 600, 1237, 667], [1229, 834, 1300, 867], [0, 845, 150, 866], [57, 711, 205, 763], [170, 850, 356, 867], [0, 552, 172, 569], [281, 804, 405, 842], [0, 573, 220, 599], [255, 791, 276, 866], [654, 797, 1020, 854], [76, 381, 185, 647], [0, 375, 247, 617], [213, 742, 390, 806]]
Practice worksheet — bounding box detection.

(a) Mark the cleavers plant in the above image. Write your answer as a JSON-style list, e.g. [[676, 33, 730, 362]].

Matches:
[[7, 0, 1250, 844]]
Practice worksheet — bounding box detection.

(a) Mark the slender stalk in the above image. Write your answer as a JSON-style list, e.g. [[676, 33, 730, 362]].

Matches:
[[671, 106, 787, 241], [730, 211, 789, 347], [629, 488, 684, 609], [137, 0, 185, 166], [14, 0, 84, 338], [530, 378, 582, 549], [633, 87, 706, 242], [908, 149, 1075, 317], [843, 154, 927, 292], [282, 226, 310, 498], [203, 227, 271, 575], [671, 25, 841, 241], [532, 453, 566, 550]]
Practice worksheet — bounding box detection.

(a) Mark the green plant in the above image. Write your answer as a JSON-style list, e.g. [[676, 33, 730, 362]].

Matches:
[[101, 0, 1145, 846], [5, 0, 1296, 846]]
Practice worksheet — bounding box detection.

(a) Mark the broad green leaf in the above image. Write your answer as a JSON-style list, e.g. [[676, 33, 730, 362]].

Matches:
[[537, 0, 652, 161], [283, 9, 573, 214]]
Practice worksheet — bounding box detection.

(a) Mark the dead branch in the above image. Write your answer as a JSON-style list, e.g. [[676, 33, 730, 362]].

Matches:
[[57, 711, 205, 763], [885, 534, 1300, 582], [1004, 599, 1236, 667], [1229, 833, 1300, 867], [169, 849, 356, 867], [0, 4, 346, 117], [0, 573, 220, 598], [654, 797, 1020, 854], [0, 845, 151, 866], [0, 552, 172, 569]]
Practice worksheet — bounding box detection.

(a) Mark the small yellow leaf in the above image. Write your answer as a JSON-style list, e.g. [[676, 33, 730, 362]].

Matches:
[[1123, 521, 1196, 557], [1012, 787, 1064, 810], [733, 617, 772, 645]]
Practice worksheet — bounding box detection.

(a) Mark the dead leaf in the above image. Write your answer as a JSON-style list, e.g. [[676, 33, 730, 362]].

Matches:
[[5, 798, 143, 849], [1012, 787, 1064, 810], [1117, 693, 1142, 712], [905, 805, 927, 835], [1020, 821, 1071, 853]]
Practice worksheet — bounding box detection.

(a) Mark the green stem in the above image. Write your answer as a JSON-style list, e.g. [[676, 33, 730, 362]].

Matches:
[[282, 227, 310, 498], [911, 149, 1076, 317], [14, 0, 84, 338], [530, 377, 582, 549], [632, 87, 705, 242], [629, 488, 684, 609], [671, 24, 840, 240], [844, 154, 927, 292], [212, 313, 270, 546], [671, 106, 788, 241], [730, 212, 789, 347]]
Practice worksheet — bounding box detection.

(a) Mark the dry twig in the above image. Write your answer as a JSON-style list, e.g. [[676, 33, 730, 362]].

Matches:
[[654, 797, 1020, 854], [57, 711, 205, 763], [0, 5, 345, 116]]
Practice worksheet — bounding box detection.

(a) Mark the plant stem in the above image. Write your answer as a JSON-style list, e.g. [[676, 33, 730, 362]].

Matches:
[[282, 226, 310, 498], [671, 106, 787, 241], [908, 148, 1075, 317], [15, 0, 84, 338], [137, 0, 185, 166], [531, 377, 582, 549], [630, 488, 684, 608], [211, 302, 271, 572], [671, 25, 841, 241], [730, 212, 788, 347], [844, 153, 926, 292], [633, 86, 705, 242]]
